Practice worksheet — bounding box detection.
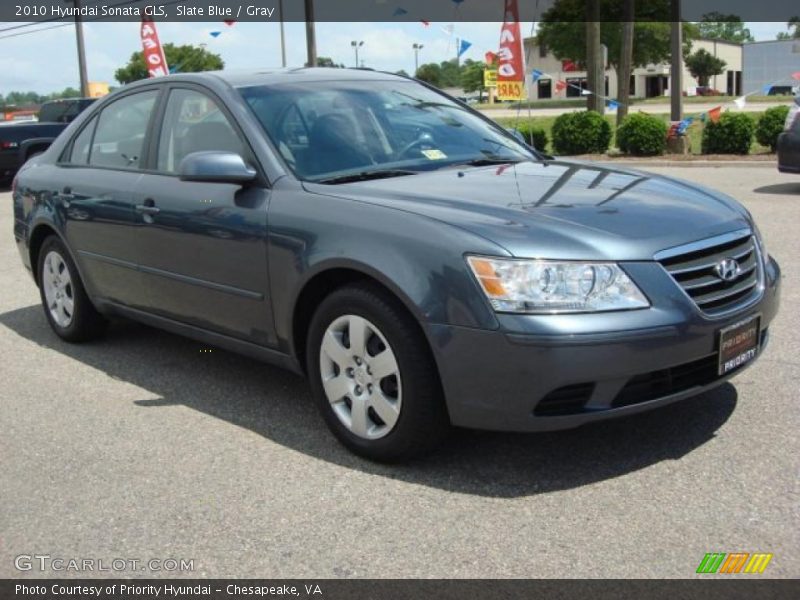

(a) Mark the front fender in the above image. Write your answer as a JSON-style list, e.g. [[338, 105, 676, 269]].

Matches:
[[268, 187, 508, 354]]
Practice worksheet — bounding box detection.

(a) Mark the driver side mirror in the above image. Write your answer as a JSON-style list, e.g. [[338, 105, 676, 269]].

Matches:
[[178, 151, 257, 184]]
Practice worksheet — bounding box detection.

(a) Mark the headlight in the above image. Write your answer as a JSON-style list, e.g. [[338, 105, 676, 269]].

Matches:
[[467, 256, 650, 314]]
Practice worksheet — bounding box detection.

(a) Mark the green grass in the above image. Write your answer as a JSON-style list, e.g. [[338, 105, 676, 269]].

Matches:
[[493, 112, 771, 156]]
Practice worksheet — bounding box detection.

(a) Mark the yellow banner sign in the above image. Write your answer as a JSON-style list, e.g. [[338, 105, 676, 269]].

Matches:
[[483, 69, 497, 88], [497, 80, 525, 101]]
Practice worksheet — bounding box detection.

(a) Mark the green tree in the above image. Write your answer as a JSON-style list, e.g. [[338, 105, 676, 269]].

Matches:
[[47, 87, 82, 100], [685, 48, 727, 88], [537, 1, 697, 100], [460, 59, 487, 101], [415, 63, 442, 87], [776, 17, 800, 40], [2, 91, 43, 105], [394, 69, 410, 77], [115, 44, 224, 85], [697, 13, 754, 43], [316, 56, 345, 68]]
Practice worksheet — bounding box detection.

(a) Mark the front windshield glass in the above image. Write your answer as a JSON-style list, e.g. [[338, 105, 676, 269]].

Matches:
[[239, 79, 533, 182]]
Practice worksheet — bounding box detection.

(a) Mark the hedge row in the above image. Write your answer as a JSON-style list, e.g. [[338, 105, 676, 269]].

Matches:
[[546, 107, 790, 157]]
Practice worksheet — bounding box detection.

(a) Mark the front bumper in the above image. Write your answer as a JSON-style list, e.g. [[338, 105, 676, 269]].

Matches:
[[427, 256, 781, 432]]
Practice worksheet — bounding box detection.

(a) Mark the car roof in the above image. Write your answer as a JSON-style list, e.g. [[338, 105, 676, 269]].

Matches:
[[125, 67, 406, 91]]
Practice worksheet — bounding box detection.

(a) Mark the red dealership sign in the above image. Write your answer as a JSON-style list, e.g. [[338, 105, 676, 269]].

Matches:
[[496, 0, 525, 100], [140, 18, 169, 78]]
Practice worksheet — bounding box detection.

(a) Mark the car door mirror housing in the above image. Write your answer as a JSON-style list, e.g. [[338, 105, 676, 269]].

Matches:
[[178, 151, 257, 184]]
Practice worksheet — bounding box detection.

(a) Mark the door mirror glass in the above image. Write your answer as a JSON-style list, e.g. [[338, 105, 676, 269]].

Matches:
[[178, 151, 257, 184]]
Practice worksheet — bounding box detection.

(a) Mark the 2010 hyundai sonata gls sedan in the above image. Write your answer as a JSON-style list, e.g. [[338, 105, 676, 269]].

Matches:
[[12, 69, 781, 461]]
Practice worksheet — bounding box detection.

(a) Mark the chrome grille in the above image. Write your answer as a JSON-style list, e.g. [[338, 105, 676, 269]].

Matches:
[[657, 231, 762, 316]]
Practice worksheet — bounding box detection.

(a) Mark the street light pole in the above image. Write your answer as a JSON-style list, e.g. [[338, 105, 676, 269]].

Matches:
[[278, 0, 286, 67], [412, 43, 423, 75], [67, 0, 89, 97], [351, 41, 364, 68], [305, 0, 317, 67]]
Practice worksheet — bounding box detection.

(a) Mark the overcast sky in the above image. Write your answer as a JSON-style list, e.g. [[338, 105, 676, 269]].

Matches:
[[0, 21, 790, 95]]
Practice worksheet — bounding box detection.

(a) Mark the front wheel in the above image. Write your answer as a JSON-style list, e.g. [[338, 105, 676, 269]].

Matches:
[[37, 236, 106, 342], [306, 283, 449, 462]]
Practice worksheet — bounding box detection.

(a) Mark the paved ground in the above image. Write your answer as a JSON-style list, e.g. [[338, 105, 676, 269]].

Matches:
[[0, 166, 798, 579], [478, 101, 787, 119]]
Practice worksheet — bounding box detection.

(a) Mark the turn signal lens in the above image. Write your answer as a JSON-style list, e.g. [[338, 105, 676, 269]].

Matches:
[[466, 256, 650, 314]]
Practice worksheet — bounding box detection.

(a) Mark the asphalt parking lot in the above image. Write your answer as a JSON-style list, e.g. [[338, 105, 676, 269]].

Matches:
[[0, 165, 798, 579]]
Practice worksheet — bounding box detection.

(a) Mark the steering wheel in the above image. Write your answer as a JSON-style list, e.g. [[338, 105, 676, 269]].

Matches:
[[395, 132, 435, 160]]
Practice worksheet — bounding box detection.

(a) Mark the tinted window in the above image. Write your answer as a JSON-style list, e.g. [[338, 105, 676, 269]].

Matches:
[[89, 91, 158, 170], [68, 116, 97, 165], [157, 89, 244, 173], [239, 80, 531, 181]]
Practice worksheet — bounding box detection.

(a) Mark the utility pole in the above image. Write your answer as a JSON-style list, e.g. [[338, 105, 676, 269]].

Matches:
[[670, 0, 683, 121], [585, 0, 603, 114], [412, 43, 423, 75], [278, 0, 286, 67], [305, 0, 317, 67], [617, 0, 634, 126], [67, 0, 89, 97]]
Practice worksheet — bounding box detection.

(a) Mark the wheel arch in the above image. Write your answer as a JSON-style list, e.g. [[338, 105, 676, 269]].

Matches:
[[290, 262, 433, 376]]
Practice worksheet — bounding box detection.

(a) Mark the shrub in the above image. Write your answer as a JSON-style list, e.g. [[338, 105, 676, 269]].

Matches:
[[756, 105, 790, 152], [701, 112, 755, 155], [551, 111, 612, 155], [616, 113, 668, 156], [512, 123, 548, 152]]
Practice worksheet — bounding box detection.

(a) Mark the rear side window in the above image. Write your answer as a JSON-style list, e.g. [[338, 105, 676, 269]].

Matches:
[[68, 116, 98, 165], [157, 88, 245, 173], [89, 90, 158, 170]]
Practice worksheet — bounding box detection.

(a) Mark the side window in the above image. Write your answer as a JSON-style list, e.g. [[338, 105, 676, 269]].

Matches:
[[89, 90, 158, 170], [157, 89, 245, 173], [68, 116, 98, 165]]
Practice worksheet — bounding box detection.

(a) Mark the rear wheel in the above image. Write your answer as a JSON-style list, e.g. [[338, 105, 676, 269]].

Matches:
[[307, 283, 450, 462], [37, 236, 106, 342]]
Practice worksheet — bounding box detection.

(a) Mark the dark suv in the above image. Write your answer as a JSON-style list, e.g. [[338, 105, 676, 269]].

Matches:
[[12, 69, 781, 461]]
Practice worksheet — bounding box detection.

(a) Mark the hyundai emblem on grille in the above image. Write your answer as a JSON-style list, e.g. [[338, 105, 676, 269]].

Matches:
[[715, 258, 741, 282]]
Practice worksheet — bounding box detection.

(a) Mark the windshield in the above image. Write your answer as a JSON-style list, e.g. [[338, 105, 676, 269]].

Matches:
[[239, 79, 534, 182]]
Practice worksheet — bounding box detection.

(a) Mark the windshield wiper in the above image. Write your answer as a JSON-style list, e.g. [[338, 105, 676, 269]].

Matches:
[[315, 169, 418, 185], [449, 157, 525, 168]]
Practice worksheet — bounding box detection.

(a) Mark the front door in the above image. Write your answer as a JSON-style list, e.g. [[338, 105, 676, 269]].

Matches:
[[133, 87, 274, 346]]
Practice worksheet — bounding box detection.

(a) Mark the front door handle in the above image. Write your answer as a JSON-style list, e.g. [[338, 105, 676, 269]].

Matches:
[[135, 198, 160, 224]]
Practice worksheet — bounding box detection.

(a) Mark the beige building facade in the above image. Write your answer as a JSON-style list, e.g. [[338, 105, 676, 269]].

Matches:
[[521, 38, 743, 101]]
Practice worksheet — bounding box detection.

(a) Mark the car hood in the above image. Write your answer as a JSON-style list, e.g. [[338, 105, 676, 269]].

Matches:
[[303, 159, 752, 261]]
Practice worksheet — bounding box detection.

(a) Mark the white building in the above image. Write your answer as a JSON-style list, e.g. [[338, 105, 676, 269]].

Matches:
[[522, 37, 743, 100], [743, 40, 800, 96]]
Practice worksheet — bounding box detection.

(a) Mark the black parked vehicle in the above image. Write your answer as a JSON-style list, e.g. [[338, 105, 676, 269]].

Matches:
[[777, 94, 800, 173], [12, 69, 781, 461], [0, 98, 95, 180]]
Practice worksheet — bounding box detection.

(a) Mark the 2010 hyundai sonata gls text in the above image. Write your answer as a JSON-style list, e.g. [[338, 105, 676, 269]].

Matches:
[[12, 69, 781, 461]]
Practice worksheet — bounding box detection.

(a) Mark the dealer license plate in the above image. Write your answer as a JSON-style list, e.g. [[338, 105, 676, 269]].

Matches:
[[718, 315, 761, 376]]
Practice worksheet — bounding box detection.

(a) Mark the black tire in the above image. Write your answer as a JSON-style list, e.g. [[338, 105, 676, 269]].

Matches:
[[37, 235, 106, 342], [306, 282, 450, 462]]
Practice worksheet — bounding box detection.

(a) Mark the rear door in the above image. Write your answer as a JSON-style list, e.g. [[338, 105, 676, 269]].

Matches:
[[132, 85, 274, 345], [54, 88, 161, 308]]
